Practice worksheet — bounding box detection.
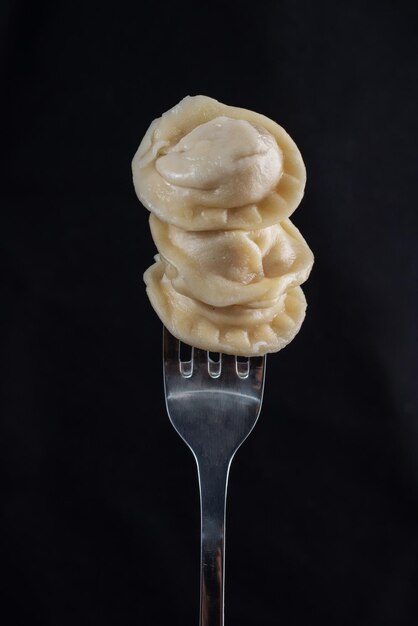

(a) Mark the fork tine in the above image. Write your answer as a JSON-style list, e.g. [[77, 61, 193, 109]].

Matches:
[[164, 326, 266, 390], [249, 355, 267, 386], [208, 352, 222, 379], [191, 347, 217, 382], [235, 356, 250, 379], [193, 347, 209, 366], [250, 355, 265, 369], [163, 326, 179, 365], [219, 353, 237, 384]]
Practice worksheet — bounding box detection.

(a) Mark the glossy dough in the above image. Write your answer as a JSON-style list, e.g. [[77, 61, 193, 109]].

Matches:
[[132, 95, 306, 231], [134, 95, 313, 356], [149, 214, 313, 308], [144, 260, 307, 356]]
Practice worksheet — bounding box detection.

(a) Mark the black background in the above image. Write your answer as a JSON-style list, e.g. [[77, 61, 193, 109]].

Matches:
[[1, 1, 418, 624]]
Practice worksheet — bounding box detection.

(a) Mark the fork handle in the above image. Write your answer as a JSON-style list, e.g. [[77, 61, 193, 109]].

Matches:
[[197, 458, 231, 626]]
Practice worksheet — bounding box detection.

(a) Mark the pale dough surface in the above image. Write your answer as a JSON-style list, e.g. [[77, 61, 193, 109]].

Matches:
[[149, 214, 314, 308], [133, 95, 313, 356], [144, 259, 307, 356], [132, 95, 306, 231]]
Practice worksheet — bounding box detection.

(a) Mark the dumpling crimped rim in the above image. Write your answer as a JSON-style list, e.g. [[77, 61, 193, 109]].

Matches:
[[132, 95, 306, 231], [144, 258, 307, 356]]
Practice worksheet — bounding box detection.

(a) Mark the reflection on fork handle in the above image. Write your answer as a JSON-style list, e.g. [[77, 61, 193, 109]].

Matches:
[[197, 458, 232, 626], [163, 329, 266, 624]]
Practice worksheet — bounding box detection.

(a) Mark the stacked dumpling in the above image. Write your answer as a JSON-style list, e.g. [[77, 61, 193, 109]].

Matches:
[[132, 95, 314, 356]]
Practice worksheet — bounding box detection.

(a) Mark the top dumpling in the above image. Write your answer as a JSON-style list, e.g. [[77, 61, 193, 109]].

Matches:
[[132, 95, 306, 231]]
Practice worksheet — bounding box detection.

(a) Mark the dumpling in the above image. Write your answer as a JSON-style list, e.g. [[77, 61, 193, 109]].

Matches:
[[149, 214, 314, 308], [133, 95, 313, 356], [144, 258, 307, 356], [132, 95, 306, 231]]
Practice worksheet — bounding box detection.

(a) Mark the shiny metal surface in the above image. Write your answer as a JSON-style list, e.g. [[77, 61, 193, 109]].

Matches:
[[163, 327, 266, 626]]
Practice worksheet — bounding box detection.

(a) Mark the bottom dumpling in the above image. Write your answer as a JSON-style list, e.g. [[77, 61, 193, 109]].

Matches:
[[144, 257, 307, 356]]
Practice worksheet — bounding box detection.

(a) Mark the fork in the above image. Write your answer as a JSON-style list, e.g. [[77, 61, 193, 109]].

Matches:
[[163, 327, 266, 626]]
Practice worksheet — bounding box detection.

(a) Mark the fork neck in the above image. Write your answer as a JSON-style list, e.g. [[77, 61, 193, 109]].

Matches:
[[197, 457, 232, 626]]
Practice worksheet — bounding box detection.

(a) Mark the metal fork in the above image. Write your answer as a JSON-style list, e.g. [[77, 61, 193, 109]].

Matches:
[[163, 327, 266, 626]]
